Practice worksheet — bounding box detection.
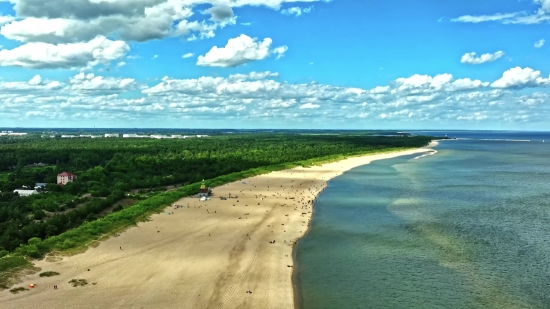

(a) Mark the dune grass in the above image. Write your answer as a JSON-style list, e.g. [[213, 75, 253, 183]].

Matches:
[[39, 271, 60, 277]]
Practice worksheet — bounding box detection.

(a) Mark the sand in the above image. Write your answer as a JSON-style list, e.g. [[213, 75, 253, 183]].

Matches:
[[0, 144, 435, 309]]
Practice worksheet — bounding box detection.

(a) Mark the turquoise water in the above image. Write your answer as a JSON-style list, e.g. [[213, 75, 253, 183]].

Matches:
[[295, 134, 550, 309]]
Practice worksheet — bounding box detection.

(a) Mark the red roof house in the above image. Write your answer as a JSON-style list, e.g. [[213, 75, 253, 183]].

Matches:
[[57, 172, 77, 186]]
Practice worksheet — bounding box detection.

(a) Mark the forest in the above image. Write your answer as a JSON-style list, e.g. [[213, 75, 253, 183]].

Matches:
[[0, 134, 433, 257]]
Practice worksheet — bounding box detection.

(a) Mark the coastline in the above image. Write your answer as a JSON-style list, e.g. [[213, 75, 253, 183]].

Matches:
[[0, 144, 436, 309], [291, 142, 438, 309]]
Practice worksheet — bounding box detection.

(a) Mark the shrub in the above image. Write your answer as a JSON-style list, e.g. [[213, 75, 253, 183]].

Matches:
[[68, 279, 88, 287], [39, 271, 60, 277], [9, 287, 28, 294]]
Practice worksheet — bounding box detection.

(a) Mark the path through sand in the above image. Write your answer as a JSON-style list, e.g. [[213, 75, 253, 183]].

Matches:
[[0, 145, 435, 309]]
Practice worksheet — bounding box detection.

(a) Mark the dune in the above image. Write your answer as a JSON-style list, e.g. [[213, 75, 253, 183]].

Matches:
[[0, 145, 435, 309]]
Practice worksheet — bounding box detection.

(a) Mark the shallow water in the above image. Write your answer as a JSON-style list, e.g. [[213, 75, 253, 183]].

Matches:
[[295, 133, 550, 309]]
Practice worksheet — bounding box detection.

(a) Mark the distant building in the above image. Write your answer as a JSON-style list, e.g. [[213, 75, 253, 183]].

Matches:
[[14, 189, 39, 196], [35, 183, 47, 189], [105, 134, 119, 138], [123, 134, 148, 138], [61, 135, 77, 138], [57, 172, 77, 186]]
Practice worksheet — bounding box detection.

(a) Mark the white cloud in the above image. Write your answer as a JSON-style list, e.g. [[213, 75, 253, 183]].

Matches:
[[452, 1, 550, 25], [299, 102, 320, 109], [0, 14, 15, 25], [491, 67, 550, 89], [182, 52, 194, 58], [152, 55, 158, 59], [535, 39, 545, 48], [536, 0, 550, 12], [0, 0, 328, 46], [281, 6, 313, 16], [461, 51, 504, 65], [0, 36, 129, 69], [451, 13, 521, 23], [69, 72, 138, 92], [391, 73, 489, 93], [228, 71, 279, 81], [197, 34, 288, 67]]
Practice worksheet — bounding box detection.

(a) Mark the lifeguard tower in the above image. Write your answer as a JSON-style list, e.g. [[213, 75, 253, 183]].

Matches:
[[198, 180, 211, 198]]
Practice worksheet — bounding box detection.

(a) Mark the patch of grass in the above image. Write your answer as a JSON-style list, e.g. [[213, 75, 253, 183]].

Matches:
[[39, 271, 60, 277], [68, 278, 88, 287], [9, 287, 28, 294], [0, 256, 36, 290]]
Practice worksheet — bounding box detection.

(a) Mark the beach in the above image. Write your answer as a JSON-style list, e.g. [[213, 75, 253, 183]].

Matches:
[[0, 145, 434, 309]]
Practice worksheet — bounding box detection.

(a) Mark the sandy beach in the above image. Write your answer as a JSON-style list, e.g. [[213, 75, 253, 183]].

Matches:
[[0, 144, 435, 309]]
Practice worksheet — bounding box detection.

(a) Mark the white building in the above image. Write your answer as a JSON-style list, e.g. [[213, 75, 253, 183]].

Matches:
[[14, 189, 39, 196], [61, 135, 77, 138], [105, 133, 119, 138], [123, 134, 148, 138]]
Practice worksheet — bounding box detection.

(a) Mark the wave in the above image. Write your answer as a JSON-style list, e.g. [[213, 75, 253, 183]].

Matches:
[[455, 138, 531, 142], [413, 150, 438, 160]]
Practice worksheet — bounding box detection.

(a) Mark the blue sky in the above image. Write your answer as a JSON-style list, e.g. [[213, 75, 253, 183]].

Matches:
[[0, 0, 549, 129]]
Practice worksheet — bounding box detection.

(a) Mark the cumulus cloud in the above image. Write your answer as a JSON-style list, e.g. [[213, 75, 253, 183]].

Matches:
[[0, 36, 129, 69], [196, 34, 288, 67], [491, 67, 550, 89], [535, 39, 545, 48], [228, 71, 279, 81], [391, 73, 490, 93], [205, 5, 234, 23], [461, 51, 504, 65], [69, 72, 138, 92], [281, 6, 313, 16], [182, 52, 194, 58], [0, 14, 15, 25], [1, 67, 550, 127], [0, 0, 327, 46]]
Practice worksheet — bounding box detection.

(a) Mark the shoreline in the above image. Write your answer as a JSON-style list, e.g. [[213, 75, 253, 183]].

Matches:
[[290, 142, 438, 309], [0, 144, 436, 309]]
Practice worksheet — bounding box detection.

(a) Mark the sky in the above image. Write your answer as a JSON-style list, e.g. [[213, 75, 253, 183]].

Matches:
[[0, 0, 549, 130]]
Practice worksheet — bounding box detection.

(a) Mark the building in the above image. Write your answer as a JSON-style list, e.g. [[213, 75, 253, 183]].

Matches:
[[35, 183, 47, 189], [105, 133, 119, 138], [14, 189, 39, 196], [57, 172, 77, 185], [198, 181, 211, 198]]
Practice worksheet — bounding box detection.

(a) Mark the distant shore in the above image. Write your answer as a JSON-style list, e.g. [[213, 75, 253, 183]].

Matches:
[[0, 144, 436, 309]]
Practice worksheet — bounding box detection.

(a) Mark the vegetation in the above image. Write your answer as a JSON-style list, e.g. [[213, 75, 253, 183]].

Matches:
[[0, 133, 433, 287], [68, 278, 88, 287], [39, 271, 60, 277], [9, 287, 28, 294], [0, 256, 34, 290]]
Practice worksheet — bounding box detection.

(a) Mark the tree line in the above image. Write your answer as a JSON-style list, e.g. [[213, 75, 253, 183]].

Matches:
[[0, 134, 433, 254]]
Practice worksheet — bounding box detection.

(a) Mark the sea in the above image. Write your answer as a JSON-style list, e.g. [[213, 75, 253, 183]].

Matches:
[[294, 131, 550, 309]]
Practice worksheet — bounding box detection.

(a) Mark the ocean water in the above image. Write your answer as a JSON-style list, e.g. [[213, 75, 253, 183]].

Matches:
[[295, 132, 550, 309]]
